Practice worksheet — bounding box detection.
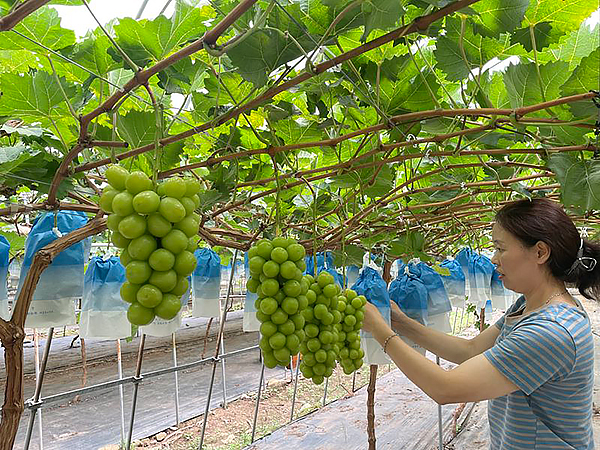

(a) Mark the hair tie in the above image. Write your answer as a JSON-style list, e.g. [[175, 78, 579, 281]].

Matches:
[[567, 238, 597, 275]]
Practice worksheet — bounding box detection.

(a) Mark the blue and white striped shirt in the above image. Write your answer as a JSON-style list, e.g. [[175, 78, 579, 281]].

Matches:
[[484, 296, 594, 449]]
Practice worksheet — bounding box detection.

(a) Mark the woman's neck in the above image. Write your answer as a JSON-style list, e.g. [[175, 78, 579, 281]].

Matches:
[[522, 277, 569, 314]]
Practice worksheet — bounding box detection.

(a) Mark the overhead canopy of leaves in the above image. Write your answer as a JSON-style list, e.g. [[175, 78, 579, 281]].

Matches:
[[1, 0, 599, 261]]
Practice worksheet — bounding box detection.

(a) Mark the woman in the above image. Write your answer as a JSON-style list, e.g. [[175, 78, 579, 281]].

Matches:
[[363, 198, 598, 449]]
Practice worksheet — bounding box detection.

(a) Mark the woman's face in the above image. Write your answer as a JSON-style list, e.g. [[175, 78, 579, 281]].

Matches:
[[491, 223, 542, 293]]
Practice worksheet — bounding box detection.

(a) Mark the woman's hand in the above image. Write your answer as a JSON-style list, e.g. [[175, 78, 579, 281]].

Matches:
[[362, 301, 389, 334], [390, 301, 410, 333]]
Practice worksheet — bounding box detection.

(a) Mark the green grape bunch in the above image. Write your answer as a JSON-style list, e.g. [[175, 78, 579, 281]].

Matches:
[[298, 271, 366, 384], [297, 272, 344, 385], [335, 289, 366, 375], [245, 237, 308, 369], [99, 165, 201, 326]]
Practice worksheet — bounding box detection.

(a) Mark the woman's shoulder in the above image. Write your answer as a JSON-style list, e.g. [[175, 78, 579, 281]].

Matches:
[[517, 301, 592, 343]]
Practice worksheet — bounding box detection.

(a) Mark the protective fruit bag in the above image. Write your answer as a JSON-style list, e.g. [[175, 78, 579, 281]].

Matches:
[[17, 210, 90, 328], [81, 256, 130, 339]]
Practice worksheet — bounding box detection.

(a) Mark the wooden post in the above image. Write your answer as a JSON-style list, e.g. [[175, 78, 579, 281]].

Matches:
[[366, 259, 392, 450], [479, 307, 486, 332], [0, 217, 106, 449], [367, 364, 378, 450]]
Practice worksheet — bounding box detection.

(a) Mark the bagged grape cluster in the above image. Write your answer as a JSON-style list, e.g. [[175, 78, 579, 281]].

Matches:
[[335, 289, 366, 374], [246, 237, 309, 369], [99, 165, 200, 326], [298, 272, 344, 385]]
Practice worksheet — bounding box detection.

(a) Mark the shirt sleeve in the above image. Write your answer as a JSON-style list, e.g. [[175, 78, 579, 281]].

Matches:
[[483, 320, 575, 395], [494, 314, 505, 330]]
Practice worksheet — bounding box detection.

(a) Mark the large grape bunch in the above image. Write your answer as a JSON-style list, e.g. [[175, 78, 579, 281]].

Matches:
[[99, 165, 200, 326], [246, 237, 308, 369], [298, 272, 344, 385], [335, 289, 366, 375]]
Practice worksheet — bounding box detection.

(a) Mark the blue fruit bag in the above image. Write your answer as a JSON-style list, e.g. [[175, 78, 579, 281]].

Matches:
[[17, 211, 90, 328], [470, 253, 495, 308], [80, 256, 130, 339], [388, 267, 427, 355], [0, 236, 10, 320], [191, 248, 222, 317], [440, 258, 466, 307], [490, 269, 520, 310], [243, 252, 260, 332], [389, 271, 428, 325], [305, 251, 344, 286], [407, 261, 452, 333], [352, 266, 391, 365]]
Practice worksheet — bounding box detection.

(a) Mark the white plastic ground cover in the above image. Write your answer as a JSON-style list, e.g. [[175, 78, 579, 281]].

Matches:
[[191, 248, 221, 318], [17, 211, 90, 328], [0, 236, 9, 320], [80, 256, 130, 339]]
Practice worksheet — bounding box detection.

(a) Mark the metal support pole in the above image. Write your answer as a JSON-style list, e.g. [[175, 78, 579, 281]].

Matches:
[[24, 327, 54, 450], [172, 333, 181, 425], [199, 250, 239, 449], [219, 299, 228, 408], [199, 351, 219, 448], [126, 334, 146, 450], [33, 329, 43, 450], [289, 355, 301, 422], [352, 370, 357, 392], [116, 339, 126, 444], [251, 364, 265, 443], [322, 376, 329, 406], [452, 306, 460, 335], [436, 356, 443, 450]]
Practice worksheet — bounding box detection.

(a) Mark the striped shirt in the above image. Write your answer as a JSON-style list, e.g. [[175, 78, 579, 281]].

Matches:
[[483, 296, 595, 449]]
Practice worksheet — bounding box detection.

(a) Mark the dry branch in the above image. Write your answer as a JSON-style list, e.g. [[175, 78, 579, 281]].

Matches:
[[0, 0, 50, 31]]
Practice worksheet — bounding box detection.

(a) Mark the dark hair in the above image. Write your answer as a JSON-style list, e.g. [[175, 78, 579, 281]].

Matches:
[[495, 198, 600, 301]]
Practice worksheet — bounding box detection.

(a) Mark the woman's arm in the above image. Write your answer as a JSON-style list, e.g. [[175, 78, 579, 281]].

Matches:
[[366, 303, 518, 404], [391, 301, 500, 364]]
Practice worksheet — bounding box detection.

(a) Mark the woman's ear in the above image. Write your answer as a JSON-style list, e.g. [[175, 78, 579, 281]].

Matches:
[[535, 241, 551, 265]]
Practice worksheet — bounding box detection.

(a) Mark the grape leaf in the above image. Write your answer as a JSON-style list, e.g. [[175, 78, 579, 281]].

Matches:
[[110, 0, 212, 67], [70, 31, 117, 76], [0, 71, 77, 121], [547, 22, 600, 69], [503, 61, 571, 109], [524, 0, 598, 35], [510, 22, 560, 52], [361, 0, 405, 41], [548, 153, 600, 213], [226, 28, 310, 87], [560, 48, 600, 117], [472, 0, 529, 37], [0, 7, 75, 51]]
